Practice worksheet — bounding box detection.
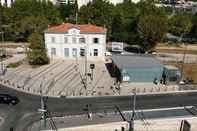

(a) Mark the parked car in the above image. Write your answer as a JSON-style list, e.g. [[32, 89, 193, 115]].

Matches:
[[0, 94, 19, 105]]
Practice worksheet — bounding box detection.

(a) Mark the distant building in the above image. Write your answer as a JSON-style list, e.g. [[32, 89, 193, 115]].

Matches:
[[44, 23, 106, 61], [112, 54, 164, 83], [57, 0, 140, 8], [0, 0, 56, 7], [156, 0, 197, 14], [0, 0, 14, 7], [0, 0, 141, 8]]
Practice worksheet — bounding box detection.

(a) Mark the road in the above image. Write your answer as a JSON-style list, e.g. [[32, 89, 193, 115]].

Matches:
[[1, 84, 197, 130]]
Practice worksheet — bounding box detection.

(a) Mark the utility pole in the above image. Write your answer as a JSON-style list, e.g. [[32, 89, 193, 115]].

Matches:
[[84, 45, 88, 95], [75, 12, 78, 24], [0, 31, 4, 75], [179, 33, 187, 81], [181, 44, 187, 80], [38, 81, 47, 130]]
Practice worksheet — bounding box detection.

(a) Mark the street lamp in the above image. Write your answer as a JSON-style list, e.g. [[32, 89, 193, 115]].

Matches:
[[179, 33, 187, 82], [0, 31, 4, 75], [0, 25, 11, 75], [0, 31, 4, 42]]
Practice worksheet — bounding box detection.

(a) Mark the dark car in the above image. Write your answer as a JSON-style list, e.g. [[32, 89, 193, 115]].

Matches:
[[0, 94, 19, 105]]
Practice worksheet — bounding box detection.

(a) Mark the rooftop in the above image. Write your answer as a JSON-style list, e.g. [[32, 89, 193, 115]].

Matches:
[[164, 65, 179, 70], [45, 23, 106, 33], [112, 54, 163, 69]]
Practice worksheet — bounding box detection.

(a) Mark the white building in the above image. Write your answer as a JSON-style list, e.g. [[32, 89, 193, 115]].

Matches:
[[0, 0, 14, 7], [44, 23, 107, 61], [57, 0, 140, 8], [0, 0, 56, 7]]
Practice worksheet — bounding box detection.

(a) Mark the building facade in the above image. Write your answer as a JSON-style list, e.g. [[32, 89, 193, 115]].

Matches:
[[112, 54, 164, 83], [0, 0, 56, 7], [57, 0, 140, 8], [0, 0, 14, 7], [0, 0, 140, 8], [44, 23, 106, 61]]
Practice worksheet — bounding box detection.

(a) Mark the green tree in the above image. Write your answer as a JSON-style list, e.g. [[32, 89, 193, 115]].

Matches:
[[190, 13, 197, 38], [79, 0, 114, 39], [27, 33, 49, 65], [111, 1, 138, 43], [136, 1, 168, 50], [59, 0, 78, 23], [8, 0, 62, 41], [138, 15, 167, 50], [168, 12, 193, 36], [17, 16, 49, 41]]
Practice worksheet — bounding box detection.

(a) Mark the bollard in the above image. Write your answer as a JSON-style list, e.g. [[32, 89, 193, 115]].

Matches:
[[151, 87, 153, 92], [10, 127, 14, 131], [165, 86, 167, 91]]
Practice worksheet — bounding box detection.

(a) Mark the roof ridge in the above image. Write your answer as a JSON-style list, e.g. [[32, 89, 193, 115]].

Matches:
[[45, 22, 106, 33]]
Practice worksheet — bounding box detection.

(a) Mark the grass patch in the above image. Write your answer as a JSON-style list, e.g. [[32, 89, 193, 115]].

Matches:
[[155, 43, 197, 55], [7, 61, 23, 68]]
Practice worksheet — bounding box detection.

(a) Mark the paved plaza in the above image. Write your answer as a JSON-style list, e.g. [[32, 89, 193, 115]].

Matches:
[[0, 59, 118, 97], [0, 53, 196, 97]]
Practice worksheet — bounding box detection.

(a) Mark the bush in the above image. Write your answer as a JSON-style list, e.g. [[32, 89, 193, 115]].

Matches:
[[7, 61, 23, 68]]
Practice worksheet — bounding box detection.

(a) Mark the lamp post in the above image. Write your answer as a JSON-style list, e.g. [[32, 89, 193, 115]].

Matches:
[[179, 33, 187, 82], [0, 25, 10, 75], [0, 31, 4, 42], [0, 31, 4, 75], [85, 45, 88, 94]]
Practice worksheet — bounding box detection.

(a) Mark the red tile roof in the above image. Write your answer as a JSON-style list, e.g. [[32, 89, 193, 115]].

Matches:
[[45, 23, 106, 33]]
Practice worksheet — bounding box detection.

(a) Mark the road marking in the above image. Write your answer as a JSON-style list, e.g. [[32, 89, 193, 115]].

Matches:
[[124, 106, 194, 113]]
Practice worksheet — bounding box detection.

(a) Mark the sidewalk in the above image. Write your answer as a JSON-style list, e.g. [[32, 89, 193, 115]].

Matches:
[[50, 117, 197, 131]]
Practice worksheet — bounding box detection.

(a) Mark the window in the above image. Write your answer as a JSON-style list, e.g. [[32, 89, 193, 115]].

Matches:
[[94, 49, 98, 56], [64, 37, 68, 43], [80, 48, 85, 57], [72, 48, 77, 57], [51, 37, 55, 43], [51, 48, 56, 56], [93, 38, 99, 44], [64, 48, 69, 57], [79, 37, 85, 43], [72, 37, 77, 43]]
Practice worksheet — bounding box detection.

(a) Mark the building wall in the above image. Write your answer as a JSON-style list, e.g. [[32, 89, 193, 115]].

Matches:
[[0, 0, 14, 7], [0, 0, 56, 7], [0, 0, 140, 8], [58, 0, 139, 8], [44, 30, 106, 61], [121, 66, 163, 83]]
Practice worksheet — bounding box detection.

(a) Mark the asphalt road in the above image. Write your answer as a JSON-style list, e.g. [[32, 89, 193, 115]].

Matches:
[[1, 84, 197, 131]]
